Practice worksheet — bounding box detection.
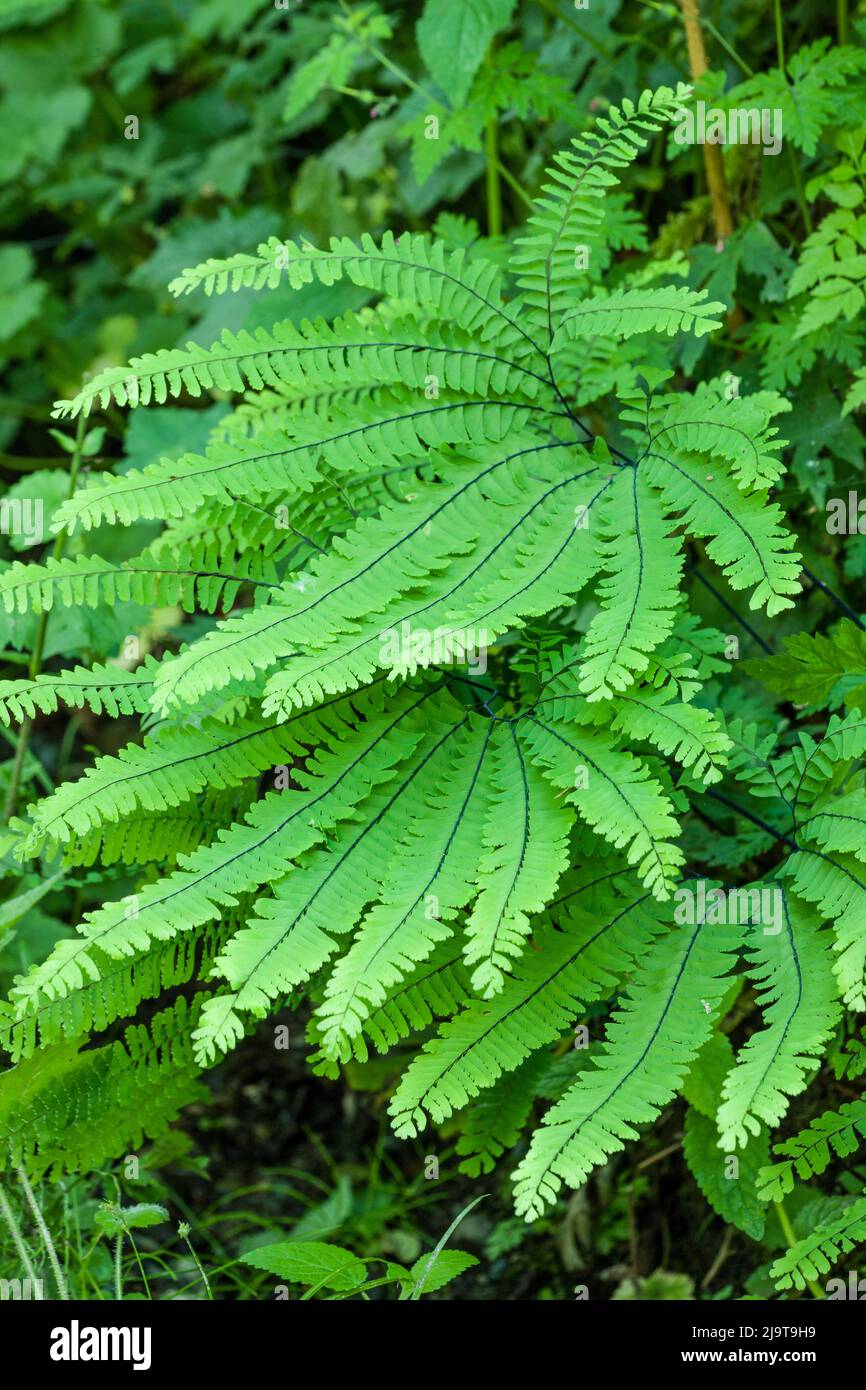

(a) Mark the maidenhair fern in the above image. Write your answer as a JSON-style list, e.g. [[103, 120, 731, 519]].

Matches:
[[4, 84, 866, 1292]]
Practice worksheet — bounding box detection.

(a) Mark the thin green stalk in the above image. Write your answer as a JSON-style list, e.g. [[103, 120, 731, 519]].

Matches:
[[2, 411, 87, 824], [179, 1223, 213, 1300], [340, 0, 525, 226], [482, 41, 503, 239], [788, 148, 813, 233], [332, 83, 376, 103], [410, 1193, 487, 1300], [0, 725, 53, 794], [114, 1234, 123, 1301], [773, 0, 785, 72], [338, 0, 438, 105], [0, 1181, 40, 1288], [495, 156, 533, 209], [485, 117, 503, 238], [838, 0, 849, 44], [126, 1229, 152, 1299], [773, 1200, 824, 1299], [365, 43, 432, 102], [702, 18, 753, 77], [769, 0, 812, 234], [18, 1169, 68, 1299]]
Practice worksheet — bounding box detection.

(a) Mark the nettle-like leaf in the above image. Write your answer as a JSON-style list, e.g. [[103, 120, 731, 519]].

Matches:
[[9, 85, 851, 1249], [743, 620, 866, 711], [726, 40, 866, 158]]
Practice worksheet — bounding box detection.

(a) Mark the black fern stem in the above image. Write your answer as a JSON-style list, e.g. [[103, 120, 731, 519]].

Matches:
[[801, 563, 866, 631]]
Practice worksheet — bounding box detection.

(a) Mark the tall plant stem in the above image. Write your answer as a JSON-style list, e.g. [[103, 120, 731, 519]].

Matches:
[[788, 152, 813, 233], [484, 48, 502, 238], [772, 0, 813, 233], [677, 0, 734, 241], [486, 121, 503, 237], [180, 1226, 213, 1300], [495, 157, 533, 209], [2, 411, 86, 824], [0, 1181, 40, 1287], [337, 0, 438, 105], [773, 0, 785, 71], [126, 1228, 152, 1299], [18, 1168, 68, 1299], [702, 18, 753, 78]]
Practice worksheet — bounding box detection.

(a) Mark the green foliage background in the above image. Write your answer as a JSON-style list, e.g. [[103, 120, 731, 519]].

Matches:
[[2, 0, 866, 1301]]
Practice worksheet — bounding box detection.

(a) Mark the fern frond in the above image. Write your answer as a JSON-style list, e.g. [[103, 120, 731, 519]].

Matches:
[[783, 846, 866, 1009], [642, 450, 801, 616], [53, 314, 546, 419], [65, 790, 254, 869], [7, 683, 447, 1019], [0, 658, 159, 725], [188, 699, 487, 1063], [511, 911, 738, 1219], [0, 551, 276, 617], [798, 789, 866, 863], [8, 82, 848, 1231], [531, 644, 731, 785], [21, 707, 322, 856], [463, 723, 571, 996], [455, 1052, 550, 1177], [512, 83, 692, 334], [0, 923, 232, 1062], [717, 891, 841, 1149], [781, 709, 866, 809], [390, 887, 666, 1139], [600, 689, 730, 785], [683, 1105, 769, 1240], [638, 384, 791, 490], [0, 998, 207, 1176], [151, 438, 604, 714], [313, 719, 495, 1056], [553, 286, 725, 345], [576, 469, 684, 699], [166, 230, 541, 358], [768, 1194, 866, 1292], [758, 1099, 866, 1200], [521, 717, 684, 898], [54, 396, 539, 532]]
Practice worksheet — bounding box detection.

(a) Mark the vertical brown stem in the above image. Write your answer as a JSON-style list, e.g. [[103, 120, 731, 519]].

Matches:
[[677, 0, 735, 242]]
